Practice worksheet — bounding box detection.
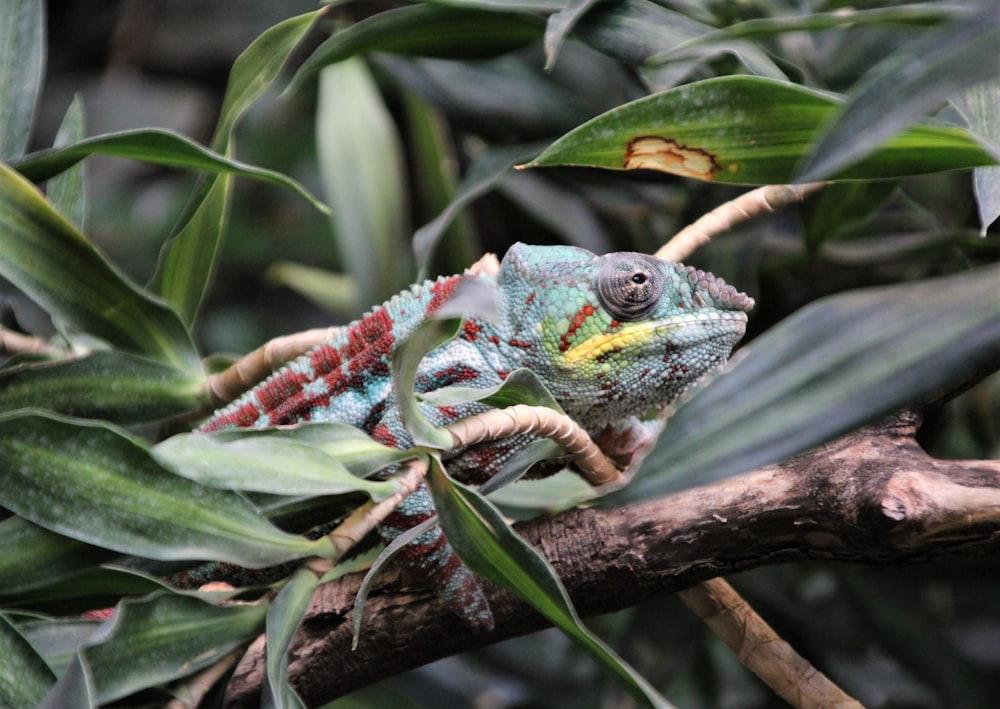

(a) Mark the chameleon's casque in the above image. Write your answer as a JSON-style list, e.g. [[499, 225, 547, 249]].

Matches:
[[199, 243, 753, 631]]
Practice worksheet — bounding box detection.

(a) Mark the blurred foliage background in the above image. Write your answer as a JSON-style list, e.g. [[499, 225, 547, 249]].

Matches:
[[3, 0, 999, 707]]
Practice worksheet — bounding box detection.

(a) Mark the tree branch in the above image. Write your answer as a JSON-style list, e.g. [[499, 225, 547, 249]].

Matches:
[[222, 409, 1000, 707]]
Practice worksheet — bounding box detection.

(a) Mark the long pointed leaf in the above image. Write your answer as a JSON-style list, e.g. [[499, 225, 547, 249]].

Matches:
[[0, 163, 200, 372], [263, 568, 318, 709], [38, 654, 96, 709], [0, 351, 204, 423], [0, 613, 56, 707], [0, 0, 44, 159], [153, 430, 401, 498], [526, 76, 996, 184], [391, 317, 464, 448], [47, 95, 87, 230], [616, 264, 1000, 502], [0, 411, 331, 566], [317, 57, 412, 309], [414, 143, 542, 271], [427, 459, 674, 709], [0, 516, 116, 599], [951, 79, 1000, 235], [10, 127, 326, 212], [82, 592, 268, 703], [287, 4, 543, 94], [150, 10, 324, 325], [796, 4, 1000, 183]]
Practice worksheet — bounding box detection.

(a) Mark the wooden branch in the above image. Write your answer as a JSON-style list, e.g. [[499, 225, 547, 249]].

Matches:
[[223, 412, 1000, 707]]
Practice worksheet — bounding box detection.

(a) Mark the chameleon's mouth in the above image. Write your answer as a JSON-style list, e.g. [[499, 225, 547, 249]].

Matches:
[[561, 311, 748, 364]]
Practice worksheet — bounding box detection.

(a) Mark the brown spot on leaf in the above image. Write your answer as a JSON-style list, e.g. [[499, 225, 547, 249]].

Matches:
[[624, 136, 721, 181]]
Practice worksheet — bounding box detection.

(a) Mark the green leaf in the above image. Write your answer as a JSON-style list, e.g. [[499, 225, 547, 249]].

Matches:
[[0, 351, 204, 423], [420, 367, 564, 413], [796, 4, 1000, 182], [288, 5, 544, 94], [0, 0, 44, 159], [150, 10, 324, 325], [0, 613, 56, 708], [263, 568, 318, 709], [152, 174, 232, 326], [650, 4, 971, 60], [391, 317, 465, 448], [526, 76, 997, 184], [153, 429, 402, 498], [544, 0, 601, 71], [427, 459, 674, 709], [10, 127, 326, 212], [47, 95, 87, 231], [38, 654, 96, 709], [0, 411, 331, 566], [317, 56, 412, 309], [0, 163, 201, 373], [81, 592, 267, 703], [0, 516, 116, 599], [3, 565, 164, 613], [615, 264, 1000, 502], [267, 261, 356, 314], [951, 79, 1000, 235], [414, 143, 543, 271], [18, 618, 101, 678], [240, 422, 417, 477], [799, 181, 900, 250], [403, 90, 477, 277], [574, 0, 785, 90]]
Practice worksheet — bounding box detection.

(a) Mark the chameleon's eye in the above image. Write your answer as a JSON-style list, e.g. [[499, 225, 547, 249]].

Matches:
[[596, 253, 664, 320]]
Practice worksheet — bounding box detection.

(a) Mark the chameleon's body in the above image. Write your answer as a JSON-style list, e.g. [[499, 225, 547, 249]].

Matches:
[[199, 243, 753, 631]]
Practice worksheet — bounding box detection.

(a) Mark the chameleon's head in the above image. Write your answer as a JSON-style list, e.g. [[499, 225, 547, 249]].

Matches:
[[496, 243, 754, 425]]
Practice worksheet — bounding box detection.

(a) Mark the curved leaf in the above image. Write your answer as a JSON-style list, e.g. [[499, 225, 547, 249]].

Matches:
[[0, 163, 200, 373], [10, 128, 326, 212], [264, 568, 318, 709], [0, 411, 331, 566], [47, 95, 87, 230], [0, 0, 44, 159], [796, 4, 1000, 182], [951, 79, 1000, 235], [0, 613, 56, 708], [150, 10, 325, 325], [428, 459, 674, 709], [574, 0, 786, 89], [0, 351, 204, 423], [526, 76, 997, 184], [0, 516, 116, 599], [288, 5, 544, 94], [153, 430, 401, 498], [81, 592, 267, 704], [317, 57, 412, 309], [615, 263, 1000, 502], [413, 143, 542, 270]]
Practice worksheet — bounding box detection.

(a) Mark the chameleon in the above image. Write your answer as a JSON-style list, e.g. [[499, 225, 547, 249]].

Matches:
[[197, 242, 754, 632]]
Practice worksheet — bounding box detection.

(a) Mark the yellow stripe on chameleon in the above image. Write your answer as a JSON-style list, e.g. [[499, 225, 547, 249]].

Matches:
[[562, 323, 661, 364]]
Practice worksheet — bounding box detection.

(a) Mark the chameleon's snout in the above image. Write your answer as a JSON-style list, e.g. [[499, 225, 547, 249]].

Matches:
[[682, 265, 755, 313]]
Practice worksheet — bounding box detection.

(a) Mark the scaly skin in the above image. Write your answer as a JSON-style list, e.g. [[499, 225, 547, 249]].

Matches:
[[198, 243, 754, 631]]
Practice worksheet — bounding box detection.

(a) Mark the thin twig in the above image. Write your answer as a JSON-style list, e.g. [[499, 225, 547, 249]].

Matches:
[[656, 182, 829, 262], [678, 578, 864, 709], [0, 326, 59, 357], [309, 458, 429, 573], [164, 649, 242, 709]]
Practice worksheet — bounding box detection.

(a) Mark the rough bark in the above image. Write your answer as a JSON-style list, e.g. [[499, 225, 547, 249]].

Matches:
[[224, 411, 1000, 707]]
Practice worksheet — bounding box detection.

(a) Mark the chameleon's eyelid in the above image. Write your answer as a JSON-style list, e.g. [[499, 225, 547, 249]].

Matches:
[[596, 253, 665, 321]]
